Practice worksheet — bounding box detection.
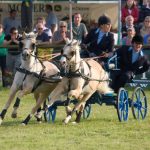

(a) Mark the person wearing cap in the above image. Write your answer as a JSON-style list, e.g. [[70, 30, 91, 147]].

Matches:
[[82, 15, 114, 66], [111, 34, 150, 93], [3, 9, 21, 36]]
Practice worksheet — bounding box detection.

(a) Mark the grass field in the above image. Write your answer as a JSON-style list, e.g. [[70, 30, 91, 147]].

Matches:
[[0, 87, 150, 150]]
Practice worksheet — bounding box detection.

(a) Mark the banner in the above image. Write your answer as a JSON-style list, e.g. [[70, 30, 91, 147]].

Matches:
[[0, 2, 118, 30]]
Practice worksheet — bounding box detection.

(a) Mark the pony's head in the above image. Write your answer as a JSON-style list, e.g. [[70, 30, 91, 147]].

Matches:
[[60, 39, 81, 65], [21, 32, 38, 61]]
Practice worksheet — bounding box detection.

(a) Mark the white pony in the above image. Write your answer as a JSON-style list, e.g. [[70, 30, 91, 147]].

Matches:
[[0, 32, 60, 125], [45, 40, 113, 124]]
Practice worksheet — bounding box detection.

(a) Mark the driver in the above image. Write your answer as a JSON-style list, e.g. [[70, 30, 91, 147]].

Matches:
[[81, 15, 115, 67]]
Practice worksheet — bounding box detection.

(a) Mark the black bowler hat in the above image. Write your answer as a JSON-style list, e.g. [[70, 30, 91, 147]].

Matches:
[[132, 34, 143, 44], [98, 15, 111, 26]]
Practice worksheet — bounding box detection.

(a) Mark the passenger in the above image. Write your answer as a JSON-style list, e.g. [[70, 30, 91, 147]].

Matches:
[[111, 34, 150, 93], [82, 15, 114, 67]]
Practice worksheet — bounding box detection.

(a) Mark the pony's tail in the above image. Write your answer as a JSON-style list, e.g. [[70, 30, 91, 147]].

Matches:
[[97, 83, 113, 94]]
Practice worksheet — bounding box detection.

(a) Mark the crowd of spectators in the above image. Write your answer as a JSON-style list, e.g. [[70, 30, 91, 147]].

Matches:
[[0, 0, 150, 88]]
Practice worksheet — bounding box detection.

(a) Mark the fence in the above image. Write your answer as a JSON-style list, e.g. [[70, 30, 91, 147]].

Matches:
[[0, 44, 150, 88]]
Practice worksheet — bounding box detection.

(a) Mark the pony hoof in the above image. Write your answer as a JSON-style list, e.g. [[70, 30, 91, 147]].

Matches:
[[64, 115, 71, 124], [21, 122, 27, 126], [11, 113, 17, 118]]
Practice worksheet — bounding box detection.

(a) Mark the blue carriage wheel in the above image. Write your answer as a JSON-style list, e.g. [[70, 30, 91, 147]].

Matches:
[[83, 104, 91, 119], [117, 88, 129, 122], [131, 87, 147, 120]]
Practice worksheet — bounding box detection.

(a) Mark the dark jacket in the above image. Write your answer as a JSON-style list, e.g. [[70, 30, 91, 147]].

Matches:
[[116, 45, 150, 75], [83, 28, 114, 56]]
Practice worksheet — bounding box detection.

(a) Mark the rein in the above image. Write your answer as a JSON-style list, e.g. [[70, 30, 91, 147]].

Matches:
[[83, 53, 107, 61], [35, 53, 61, 61]]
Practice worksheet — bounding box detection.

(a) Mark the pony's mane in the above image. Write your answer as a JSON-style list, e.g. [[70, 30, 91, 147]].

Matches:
[[65, 39, 81, 51]]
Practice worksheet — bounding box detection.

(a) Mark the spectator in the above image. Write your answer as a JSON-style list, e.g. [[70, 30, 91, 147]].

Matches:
[[82, 15, 114, 65], [122, 27, 136, 45], [33, 17, 52, 39], [138, 0, 150, 23], [121, 0, 139, 24], [111, 35, 150, 93], [45, 4, 58, 34], [3, 27, 22, 85], [52, 21, 70, 44], [140, 16, 150, 37], [0, 24, 8, 87], [122, 15, 138, 37], [143, 33, 150, 44], [36, 23, 51, 44], [70, 13, 88, 43], [3, 9, 21, 36]]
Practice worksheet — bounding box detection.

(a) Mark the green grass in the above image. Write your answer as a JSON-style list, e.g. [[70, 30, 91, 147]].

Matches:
[[0, 87, 150, 150]]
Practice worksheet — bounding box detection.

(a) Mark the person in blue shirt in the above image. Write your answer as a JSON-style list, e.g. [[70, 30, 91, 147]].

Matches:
[[36, 23, 51, 44], [111, 34, 150, 93]]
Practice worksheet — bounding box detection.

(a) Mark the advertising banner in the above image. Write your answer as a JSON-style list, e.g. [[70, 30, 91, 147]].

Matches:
[[0, 2, 118, 29]]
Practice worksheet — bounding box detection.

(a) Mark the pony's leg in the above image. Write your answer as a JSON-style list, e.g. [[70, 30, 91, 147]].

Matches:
[[11, 89, 32, 118], [33, 93, 43, 122], [11, 97, 21, 118], [21, 93, 49, 125], [0, 86, 19, 125], [64, 93, 94, 124], [75, 102, 86, 123]]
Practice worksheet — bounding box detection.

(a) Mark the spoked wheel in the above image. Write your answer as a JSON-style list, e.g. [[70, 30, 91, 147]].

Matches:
[[43, 96, 57, 123], [83, 104, 92, 119], [117, 88, 129, 122], [131, 87, 147, 120]]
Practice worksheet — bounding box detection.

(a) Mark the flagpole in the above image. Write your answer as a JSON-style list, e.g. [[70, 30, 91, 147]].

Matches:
[[69, 0, 73, 40], [117, 0, 122, 45]]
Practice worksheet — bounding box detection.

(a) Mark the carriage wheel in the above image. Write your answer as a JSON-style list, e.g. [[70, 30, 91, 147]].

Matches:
[[131, 87, 147, 120], [117, 88, 129, 122], [83, 104, 92, 119], [43, 96, 57, 123]]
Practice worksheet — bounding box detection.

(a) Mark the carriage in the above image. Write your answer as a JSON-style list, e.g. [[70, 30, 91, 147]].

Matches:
[[43, 45, 148, 123], [0, 33, 148, 125]]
